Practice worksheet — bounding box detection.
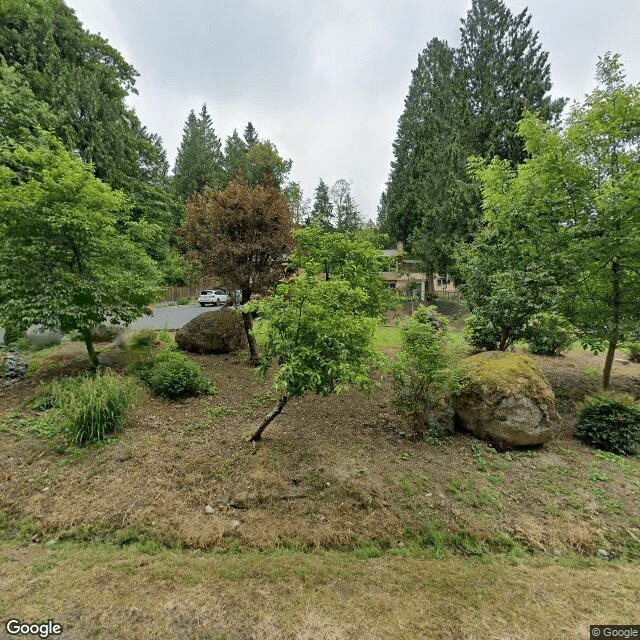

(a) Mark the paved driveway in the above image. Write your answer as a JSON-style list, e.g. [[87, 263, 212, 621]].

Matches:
[[129, 302, 223, 330]]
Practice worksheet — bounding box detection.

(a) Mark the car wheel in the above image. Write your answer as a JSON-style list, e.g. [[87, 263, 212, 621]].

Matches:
[[199, 302, 205, 307]]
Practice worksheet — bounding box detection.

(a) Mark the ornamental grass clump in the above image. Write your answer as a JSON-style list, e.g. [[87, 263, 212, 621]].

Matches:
[[393, 306, 467, 438], [128, 347, 215, 400], [54, 372, 140, 445], [575, 393, 640, 455]]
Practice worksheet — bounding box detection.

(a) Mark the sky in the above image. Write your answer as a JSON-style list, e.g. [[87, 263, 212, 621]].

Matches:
[[66, 0, 640, 222]]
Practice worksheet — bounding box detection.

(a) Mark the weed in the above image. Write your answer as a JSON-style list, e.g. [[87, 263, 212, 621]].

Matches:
[[204, 407, 236, 420]]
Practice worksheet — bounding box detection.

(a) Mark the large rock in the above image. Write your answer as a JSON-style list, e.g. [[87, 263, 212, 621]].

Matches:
[[453, 351, 558, 448], [175, 310, 248, 354]]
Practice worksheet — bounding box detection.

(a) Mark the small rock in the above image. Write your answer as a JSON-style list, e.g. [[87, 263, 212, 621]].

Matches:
[[596, 549, 609, 558], [325, 481, 331, 487], [397, 542, 405, 548], [230, 519, 241, 529], [204, 505, 214, 515]]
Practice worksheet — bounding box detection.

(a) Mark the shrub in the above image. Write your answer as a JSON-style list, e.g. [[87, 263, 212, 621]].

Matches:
[[392, 306, 467, 437], [463, 315, 500, 351], [627, 342, 640, 363], [523, 312, 574, 356], [176, 297, 191, 306], [575, 393, 640, 455], [52, 372, 140, 445], [128, 348, 215, 400]]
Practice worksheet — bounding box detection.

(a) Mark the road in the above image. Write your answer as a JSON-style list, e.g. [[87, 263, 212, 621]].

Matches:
[[0, 303, 225, 345], [128, 302, 224, 330]]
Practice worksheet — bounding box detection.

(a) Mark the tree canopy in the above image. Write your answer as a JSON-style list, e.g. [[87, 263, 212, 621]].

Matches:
[[462, 53, 640, 389], [179, 176, 297, 363], [378, 0, 565, 275], [0, 134, 162, 367], [173, 104, 224, 199]]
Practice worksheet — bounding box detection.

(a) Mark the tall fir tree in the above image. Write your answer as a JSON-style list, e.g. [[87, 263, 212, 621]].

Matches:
[[173, 104, 224, 199], [222, 129, 249, 183], [459, 0, 565, 165], [0, 0, 169, 191], [378, 0, 565, 275], [243, 121, 259, 147], [310, 179, 334, 231]]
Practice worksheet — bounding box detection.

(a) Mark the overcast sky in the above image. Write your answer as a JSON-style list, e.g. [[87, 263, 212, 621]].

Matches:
[[66, 0, 640, 222]]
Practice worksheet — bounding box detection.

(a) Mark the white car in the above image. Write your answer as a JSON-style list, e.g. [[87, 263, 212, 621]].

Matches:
[[197, 290, 229, 306]]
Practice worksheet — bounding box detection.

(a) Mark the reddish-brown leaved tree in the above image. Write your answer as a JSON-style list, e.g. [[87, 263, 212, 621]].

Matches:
[[179, 174, 296, 364]]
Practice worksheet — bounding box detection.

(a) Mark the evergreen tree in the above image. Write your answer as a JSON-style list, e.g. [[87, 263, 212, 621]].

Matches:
[[330, 179, 362, 232], [310, 179, 334, 231], [0, 0, 168, 191], [173, 104, 223, 198], [222, 129, 248, 183], [379, 0, 565, 274], [459, 0, 565, 165], [243, 121, 259, 147]]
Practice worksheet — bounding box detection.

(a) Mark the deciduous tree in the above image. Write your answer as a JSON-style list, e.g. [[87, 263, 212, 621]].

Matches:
[[0, 136, 162, 369], [249, 275, 383, 441], [179, 176, 296, 364]]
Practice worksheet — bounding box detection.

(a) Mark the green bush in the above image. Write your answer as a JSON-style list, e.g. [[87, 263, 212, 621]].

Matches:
[[523, 312, 575, 356], [575, 393, 640, 455], [463, 315, 500, 351], [46, 372, 141, 445], [393, 306, 467, 437], [176, 297, 191, 306], [627, 342, 640, 363], [128, 348, 215, 400]]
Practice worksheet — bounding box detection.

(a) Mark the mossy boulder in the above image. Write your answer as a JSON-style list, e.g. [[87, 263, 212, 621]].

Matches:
[[175, 310, 248, 354], [453, 351, 558, 448]]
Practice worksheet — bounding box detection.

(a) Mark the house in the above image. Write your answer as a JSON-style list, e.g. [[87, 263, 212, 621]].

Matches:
[[381, 241, 458, 299]]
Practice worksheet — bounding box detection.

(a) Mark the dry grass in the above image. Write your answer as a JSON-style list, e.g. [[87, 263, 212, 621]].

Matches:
[[0, 541, 638, 640], [0, 335, 639, 638]]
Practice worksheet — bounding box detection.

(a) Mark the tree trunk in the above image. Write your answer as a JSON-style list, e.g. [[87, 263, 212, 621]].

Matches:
[[81, 328, 100, 372], [241, 311, 259, 366], [250, 395, 289, 442], [239, 288, 259, 366], [498, 324, 511, 351], [602, 259, 622, 390]]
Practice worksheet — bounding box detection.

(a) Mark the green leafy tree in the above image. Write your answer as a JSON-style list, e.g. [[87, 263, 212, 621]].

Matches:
[[1, 0, 184, 283], [0, 135, 162, 369], [330, 178, 362, 232], [0, 0, 168, 191], [464, 54, 640, 389], [393, 307, 467, 437], [179, 176, 297, 364], [242, 140, 292, 189], [309, 179, 334, 230], [173, 104, 224, 198], [289, 227, 395, 318], [249, 275, 383, 441]]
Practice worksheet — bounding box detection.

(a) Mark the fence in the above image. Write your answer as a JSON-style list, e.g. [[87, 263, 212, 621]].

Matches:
[[163, 281, 218, 303]]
